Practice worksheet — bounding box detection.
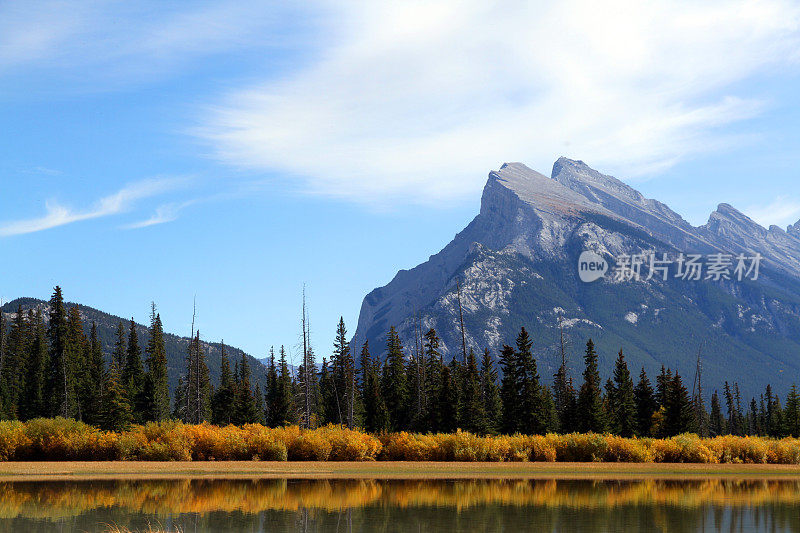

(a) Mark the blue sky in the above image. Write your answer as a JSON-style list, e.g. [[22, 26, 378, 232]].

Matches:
[[2, 1, 800, 364]]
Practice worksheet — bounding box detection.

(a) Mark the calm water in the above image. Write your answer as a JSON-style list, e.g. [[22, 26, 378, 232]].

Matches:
[[0, 478, 799, 532]]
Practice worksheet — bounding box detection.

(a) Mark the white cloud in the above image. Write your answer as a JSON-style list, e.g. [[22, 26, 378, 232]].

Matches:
[[746, 197, 800, 229], [0, 177, 186, 237], [0, 1, 311, 88], [199, 0, 800, 205], [124, 200, 196, 230]]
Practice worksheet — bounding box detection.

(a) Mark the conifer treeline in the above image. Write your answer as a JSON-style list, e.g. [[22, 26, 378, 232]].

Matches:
[[2, 287, 800, 438]]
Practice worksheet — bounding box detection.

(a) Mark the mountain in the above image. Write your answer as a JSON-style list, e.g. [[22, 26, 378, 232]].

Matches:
[[353, 158, 800, 399], [0, 298, 268, 394]]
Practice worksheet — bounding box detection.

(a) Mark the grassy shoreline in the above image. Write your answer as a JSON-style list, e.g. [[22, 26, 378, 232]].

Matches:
[[3, 461, 800, 481]]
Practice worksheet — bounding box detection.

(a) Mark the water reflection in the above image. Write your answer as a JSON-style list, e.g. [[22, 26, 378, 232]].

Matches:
[[0, 478, 799, 532]]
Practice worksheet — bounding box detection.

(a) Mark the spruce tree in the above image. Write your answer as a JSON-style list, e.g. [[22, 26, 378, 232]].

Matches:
[[553, 353, 577, 434], [65, 306, 88, 418], [360, 341, 388, 433], [516, 327, 548, 434], [112, 322, 126, 369], [784, 384, 800, 437], [438, 362, 459, 433], [634, 368, 657, 437], [480, 348, 502, 434], [82, 323, 105, 426], [233, 352, 261, 424], [212, 343, 235, 425], [1, 305, 28, 418], [499, 344, 519, 434], [460, 349, 487, 434], [709, 390, 725, 436], [144, 307, 170, 422], [122, 318, 146, 422], [407, 344, 428, 432], [331, 318, 357, 428], [264, 347, 279, 426], [609, 350, 636, 437], [319, 358, 339, 425], [102, 360, 133, 431], [423, 329, 444, 432], [576, 339, 606, 433], [21, 309, 48, 420], [46, 286, 77, 418], [381, 326, 408, 431], [664, 373, 692, 436], [271, 346, 296, 426]]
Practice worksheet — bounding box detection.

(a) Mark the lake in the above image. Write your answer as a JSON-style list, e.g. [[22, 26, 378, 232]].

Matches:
[[0, 478, 799, 532]]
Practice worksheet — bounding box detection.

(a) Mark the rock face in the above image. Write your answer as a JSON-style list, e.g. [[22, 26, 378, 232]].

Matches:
[[354, 158, 800, 398]]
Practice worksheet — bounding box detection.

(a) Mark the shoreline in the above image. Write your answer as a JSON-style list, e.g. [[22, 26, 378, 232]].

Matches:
[[2, 461, 800, 481]]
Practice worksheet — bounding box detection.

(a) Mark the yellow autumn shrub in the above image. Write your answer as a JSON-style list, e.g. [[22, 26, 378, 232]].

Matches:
[[649, 434, 717, 463], [288, 431, 333, 460], [765, 438, 800, 464], [319, 425, 382, 461], [709, 435, 768, 464], [0, 420, 29, 461], [550, 433, 609, 462]]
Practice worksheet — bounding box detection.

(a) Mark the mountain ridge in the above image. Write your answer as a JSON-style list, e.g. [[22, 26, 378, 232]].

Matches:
[[354, 158, 800, 399]]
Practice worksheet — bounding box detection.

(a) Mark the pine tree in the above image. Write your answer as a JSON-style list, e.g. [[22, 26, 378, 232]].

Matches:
[[212, 342, 235, 425], [407, 343, 428, 432], [460, 348, 487, 434], [331, 318, 357, 428], [263, 347, 278, 426], [709, 390, 725, 436], [664, 373, 692, 436], [65, 307, 89, 421], [46, 286, 78, 418], [784, 384, 800, 437], [499, 344, 519, 434], [102, 360, 133, 431], [423, 329, 444, 432], [516, 327, 548, 434], [144, 306, 170, 422], [319, 358, 339, 425], [122, 318, 146, 422], [480, 348, 502, 434], [609, 350, 636, 436], [576, 339, 606, 433], [438, 361, 458, 433], [270, 346, 296, 426], [233, 351, 261, 424], [1, 305, 28, 418], [634, 367, 657, 437], [82, 323, 105, 426], [553, 355, 576, 434], [765, 384, 784, 437], [112, 322, 126, 369], [360, 341, 388, 433], [20, 309, 48, 420], [381, 326, 408, 431]]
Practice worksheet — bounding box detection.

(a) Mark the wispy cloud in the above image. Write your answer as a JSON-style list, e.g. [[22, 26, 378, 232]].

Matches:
[[0, 1, 313, 90], [198, 0, 800, 205], [0, 176, 187, 237], [747, 196, 800, 229], [124, 200, 197, 230]]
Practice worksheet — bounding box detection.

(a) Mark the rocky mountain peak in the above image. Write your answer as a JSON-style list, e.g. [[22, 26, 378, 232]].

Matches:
[[705, 203, 767, 240], [483, 161, 602, 219], [789, 219, 800, 239]]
